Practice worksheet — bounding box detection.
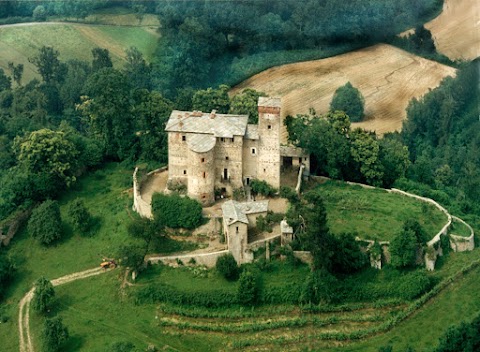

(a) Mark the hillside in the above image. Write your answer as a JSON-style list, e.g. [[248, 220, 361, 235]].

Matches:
[[231, 44, 456, 138], [0, 22, 159, 83], [401, 0, 479, 60]]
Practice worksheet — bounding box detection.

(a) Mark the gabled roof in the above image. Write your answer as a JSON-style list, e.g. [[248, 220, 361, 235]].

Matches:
[[245, 124, 259, 140], [222, 200, 269, 226], [165, 110, 248, 138]]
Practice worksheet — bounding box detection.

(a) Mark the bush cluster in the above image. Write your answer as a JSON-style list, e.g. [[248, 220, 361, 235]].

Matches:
[[151, 193, 203, 229]]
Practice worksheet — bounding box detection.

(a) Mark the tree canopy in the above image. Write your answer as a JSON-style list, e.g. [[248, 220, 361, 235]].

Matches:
[[330, 82, 365, 122]]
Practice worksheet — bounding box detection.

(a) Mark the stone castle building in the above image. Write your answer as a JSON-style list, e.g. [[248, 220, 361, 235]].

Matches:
[[165, 97, 309, 205]]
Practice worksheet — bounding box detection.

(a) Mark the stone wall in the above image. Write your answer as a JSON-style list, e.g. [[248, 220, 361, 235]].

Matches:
[[450, 216, 475, 252], [132, 167, 153, 219], [147, 250, 229, 268]]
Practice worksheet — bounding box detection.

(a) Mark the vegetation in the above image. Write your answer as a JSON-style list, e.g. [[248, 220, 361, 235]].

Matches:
[[42, 316, 69, 352], [32, 277, 55, 314], [215, 254, 239, 281], [66, 198, 92, 233], [434, 313, 480, 352], [237, 269, 259, 306], [330, 82, 365, 122], [250, 179, 277, 198], [0, 252, 14, 299], [151, 193, 203, 230], [28, 200, 63, 246]]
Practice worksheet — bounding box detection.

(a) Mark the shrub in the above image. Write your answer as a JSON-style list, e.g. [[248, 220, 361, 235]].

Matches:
[[237, 270, 259, 306], [330, 232, 368, 274], [152, 193, 203, 229], [28, 200, 63, 246], [397, 271, 433, 300], [32, 277, 55, 314], [216, 254, 239, 281], [389, 228, 418, 268], [250, 179, 276, 197], [107, 341, 140, 352], [66, 198, 92, 233], [300, 270, 338, 304]]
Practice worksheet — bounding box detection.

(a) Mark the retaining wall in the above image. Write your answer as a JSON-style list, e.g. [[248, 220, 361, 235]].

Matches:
[[450, 216, 475, 252], [132, 166, 168, 219], [147, 249, 229, 268]]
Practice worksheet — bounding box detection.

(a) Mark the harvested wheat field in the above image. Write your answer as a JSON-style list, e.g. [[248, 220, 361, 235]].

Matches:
[[231, 44, 456, 138], [402, 0, 480, 60]]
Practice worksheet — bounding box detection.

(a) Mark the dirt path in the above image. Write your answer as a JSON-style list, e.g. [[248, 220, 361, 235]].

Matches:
[[18, 267, 106, 352]]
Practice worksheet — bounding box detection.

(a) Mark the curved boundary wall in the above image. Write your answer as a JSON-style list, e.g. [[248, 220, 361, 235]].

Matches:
[[311, 177, 474, 271], [132, 166, 168, 219], [147, 250, 229, 268]]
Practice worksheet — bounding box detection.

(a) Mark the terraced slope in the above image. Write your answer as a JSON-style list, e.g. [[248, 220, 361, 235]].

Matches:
[[231, 44, 456, 137]]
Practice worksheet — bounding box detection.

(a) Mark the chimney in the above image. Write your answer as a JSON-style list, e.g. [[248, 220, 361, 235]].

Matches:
[[210, 109, 217, 119]]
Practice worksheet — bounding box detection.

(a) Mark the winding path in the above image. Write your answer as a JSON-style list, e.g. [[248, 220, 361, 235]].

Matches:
[[18, 267, 107, 352]]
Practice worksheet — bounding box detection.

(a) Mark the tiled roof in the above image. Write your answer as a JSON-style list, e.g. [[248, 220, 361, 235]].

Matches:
[[187, 133, 216, 153], [222, 200, 269, 225], [165, 110, 248, 138], [245, 124, 259, 140], [280, 145, 309, 157]]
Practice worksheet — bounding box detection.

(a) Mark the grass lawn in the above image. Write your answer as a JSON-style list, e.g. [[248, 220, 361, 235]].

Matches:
[[449, 218, 472, 237], [0, 23, 158, 84], [315, 180, 448, 242], [0, 162, 197, 352]]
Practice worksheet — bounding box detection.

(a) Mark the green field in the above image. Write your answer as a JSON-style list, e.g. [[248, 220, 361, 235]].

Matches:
[[450, 218, 472, 237], [19, 250, 480, 352], [314, 180, 448, 242], [0, 163, 196, 352], [0, 23, 159, 84]]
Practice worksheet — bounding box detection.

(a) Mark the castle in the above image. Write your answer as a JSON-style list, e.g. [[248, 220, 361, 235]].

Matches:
[[165, 97, 310, 205]]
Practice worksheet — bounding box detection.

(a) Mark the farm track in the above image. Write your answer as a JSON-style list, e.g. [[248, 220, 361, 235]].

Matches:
[[18, 267, 106, 352]]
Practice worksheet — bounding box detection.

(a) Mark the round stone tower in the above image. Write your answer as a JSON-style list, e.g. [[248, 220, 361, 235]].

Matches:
[[186, 134, 216, 206]]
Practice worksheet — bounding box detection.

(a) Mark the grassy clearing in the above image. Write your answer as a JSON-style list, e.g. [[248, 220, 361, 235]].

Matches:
[[449, 218, 472, 237], [315, 180, 447, 242], [0, 23, 158, 83]]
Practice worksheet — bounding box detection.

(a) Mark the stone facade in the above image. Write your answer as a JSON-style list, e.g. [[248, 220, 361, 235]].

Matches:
[[165, 97, 309, 206]]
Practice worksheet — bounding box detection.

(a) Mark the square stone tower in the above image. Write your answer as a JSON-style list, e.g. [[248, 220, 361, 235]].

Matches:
[[257, 97, 281, 189]]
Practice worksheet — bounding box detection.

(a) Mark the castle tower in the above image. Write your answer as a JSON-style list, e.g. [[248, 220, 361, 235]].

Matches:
[[257, 97, 281, 189], [186, 134, 216, 206]]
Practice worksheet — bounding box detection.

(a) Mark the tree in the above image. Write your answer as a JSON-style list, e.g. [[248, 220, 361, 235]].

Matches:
[[42, 316, 69, 352], [131, 90, 173, 163], [411, 25, 436, 53], [300, 269, 337, 304], [229, 88, 266, 124], [379, 136, 410, 187], [192, 85, 230, 113], [29, 46, 66, 84], [66, 198, 92, 233], [116, 244, 145, 272], [434, 314, 480, 352], [127, 217, 165, 257], [330, 232, 368, 274], [330, 82, 365, 122], [28, 200, 63, 246], [33, 5, 47, 21], [91, 47, 113, 72], [15, 129, 79, 186], [216, 254, 239, 281], [124, 47, 152, 90], [301, 190, 336, 272], [389, 228, 418, 268], [8, 62, 24, 86], [0, 68, 11, 92], [80, 68, 134, 160], [350, 129, 384, 186], [0, 252, 14, 299], [32, 277, 55, 314], [237, 269, 259, 305]]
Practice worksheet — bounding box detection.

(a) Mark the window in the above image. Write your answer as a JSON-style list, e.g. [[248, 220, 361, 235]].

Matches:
[[304, 157, 307, 161], [182, 135, 186, 141], [225, 156, 229, 161], [268, 125, 272, 129], [251, 148, 256, 155], [264, 169, 266, 173], [223, 168, 228, 180], [220, 137, 225, 142], [299, 158, 302, 164], [203, 172, 206, 178], [236, 226, 239, 233], [201, 158, 205, 163], [183, 170, 187, 175]]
